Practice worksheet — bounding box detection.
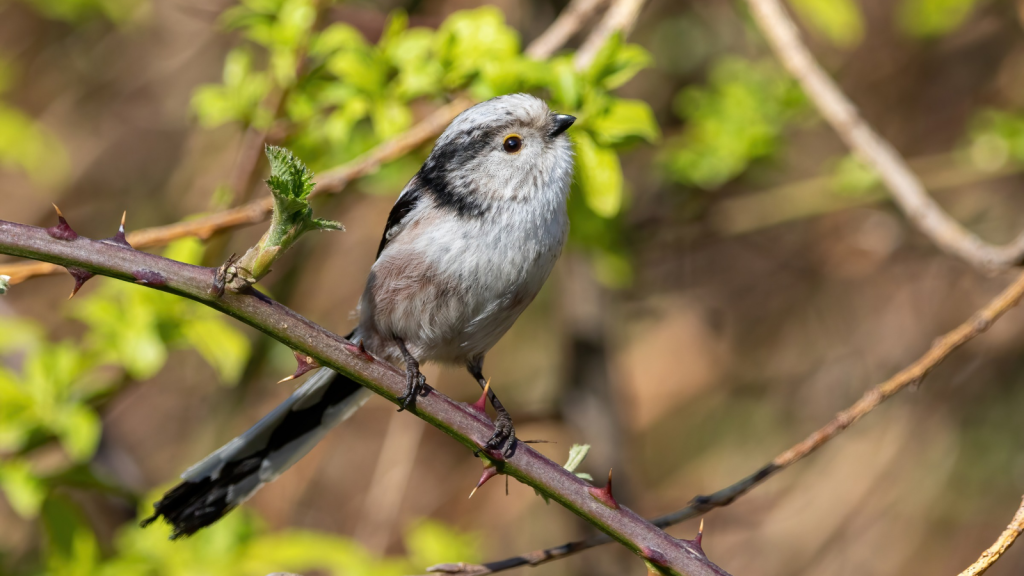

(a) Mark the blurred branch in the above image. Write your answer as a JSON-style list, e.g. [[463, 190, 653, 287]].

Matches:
[[447, 269, 1024, 574], [0, 0, 605, 286], [525, 0, 608, 59], [574, 0, 646, 69], [0, 97, 472, 284], [711, 153, 1022, 236], [0, 217, 728, 576], [745, 0, 1024, 271], [957, 495, 1024, 576]]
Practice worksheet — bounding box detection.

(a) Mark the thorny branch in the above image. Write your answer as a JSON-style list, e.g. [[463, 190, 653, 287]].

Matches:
[[0, 216, 728, 576], [439, 270, 1024, 574], [0, 0, 595, 286], [745, 0, 1024, 271], [957, 495, 1024, 576]]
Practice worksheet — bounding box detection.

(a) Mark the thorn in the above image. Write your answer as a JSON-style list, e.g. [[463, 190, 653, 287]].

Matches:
[[277, 351, 320, 383], [47, 204, 78, 241], [102, 211, 132, 248], [696, 518, 704, 550], [469, 379, 491, 414], [343, 338, 375, 361], [469, 465, 498, 499], [588, 469, 619, 509], [65, 267, 94, 299]]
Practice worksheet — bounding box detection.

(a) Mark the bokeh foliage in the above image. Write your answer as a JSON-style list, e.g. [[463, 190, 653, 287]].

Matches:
[[4, 0, 1024, 574]]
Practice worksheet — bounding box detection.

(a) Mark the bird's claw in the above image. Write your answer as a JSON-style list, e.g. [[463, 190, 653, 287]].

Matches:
[[397, 371, 426, 412], [483, 411, 516, 458]]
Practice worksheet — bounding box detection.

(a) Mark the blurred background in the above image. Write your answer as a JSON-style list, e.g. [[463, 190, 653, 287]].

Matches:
[[3, 0, 1024, 574]]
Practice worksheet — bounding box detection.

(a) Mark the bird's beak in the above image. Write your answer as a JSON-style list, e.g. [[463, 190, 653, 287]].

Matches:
[[549, 114, 576, 138]]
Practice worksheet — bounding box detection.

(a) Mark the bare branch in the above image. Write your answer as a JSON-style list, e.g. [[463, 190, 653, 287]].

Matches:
[[957, 496, 1024, 576], [0, 217, 728, 576], [525, 0, 608, 60], [574, 0, 646, 70], [745, 0, 1024, 271], [449, 269, 1024, 574]]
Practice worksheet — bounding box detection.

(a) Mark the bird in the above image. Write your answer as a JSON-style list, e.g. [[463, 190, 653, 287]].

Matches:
[[142, 93, 577, 538]]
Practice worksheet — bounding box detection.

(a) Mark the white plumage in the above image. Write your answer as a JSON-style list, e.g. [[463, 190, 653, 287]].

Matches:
[[145, 93, 576, 537]]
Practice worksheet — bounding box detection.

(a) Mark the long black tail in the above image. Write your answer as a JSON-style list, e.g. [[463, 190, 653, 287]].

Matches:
[[142, 368, 372, 538]]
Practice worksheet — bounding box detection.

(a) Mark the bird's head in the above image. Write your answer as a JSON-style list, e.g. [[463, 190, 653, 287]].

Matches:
[[418, 93, 576, 211]]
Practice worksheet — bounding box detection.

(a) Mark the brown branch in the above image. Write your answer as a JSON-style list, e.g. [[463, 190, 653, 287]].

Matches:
[[574, 0, 646, 70], [524, 0, 608, 60], [0, 0, 600, 286], [444, 269, 1024, 574], [745, 0, 1024, 271], [957, 495, 1024, 576], [710, 153, 1023, 236], [0, 217, 729, 576]]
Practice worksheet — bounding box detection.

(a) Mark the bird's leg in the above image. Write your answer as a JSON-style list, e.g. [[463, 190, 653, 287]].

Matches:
[[468, 362, 516, 458], [396, 339, 426, 412]]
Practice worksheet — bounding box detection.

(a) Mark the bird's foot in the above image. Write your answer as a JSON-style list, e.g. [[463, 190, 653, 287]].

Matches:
[[483, 409, 516, 458], [397, 368, 426, 412]]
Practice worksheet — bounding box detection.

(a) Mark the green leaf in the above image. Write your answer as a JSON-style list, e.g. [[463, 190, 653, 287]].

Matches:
[[0, 459, 47, 518], [55, 404, 101, 462], [310, 23, 368, 57], [181, 318, 252, 385], [564, 443, 594, 481], [0, 102, 71, 187], [42, 494, 100, 574], [898, 0, 980, 37], [787, 0, 865, 47], [0, 316, 44, 351], [405, 519, 481, 569], [661, 57, 806, 189], [0, 274, 8, 295], [586, 33, 653, 90], [371, 98, 412, 139], [589, 98, 661, 146], [266, 144, 315, 203], [573, 131, 624, 218]]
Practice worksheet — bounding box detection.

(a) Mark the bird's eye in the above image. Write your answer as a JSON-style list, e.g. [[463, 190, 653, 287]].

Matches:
[[502, 134, 523, 154]]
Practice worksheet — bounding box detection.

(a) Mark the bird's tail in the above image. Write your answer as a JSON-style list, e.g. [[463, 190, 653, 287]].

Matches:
[[142, 368, 372, 538]]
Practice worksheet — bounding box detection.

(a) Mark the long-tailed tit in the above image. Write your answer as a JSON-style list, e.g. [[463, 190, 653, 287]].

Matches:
[[143, 93, 576, 537]]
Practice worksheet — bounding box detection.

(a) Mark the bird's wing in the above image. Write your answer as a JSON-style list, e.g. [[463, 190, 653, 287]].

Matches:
[[376, 177, 424, 259]]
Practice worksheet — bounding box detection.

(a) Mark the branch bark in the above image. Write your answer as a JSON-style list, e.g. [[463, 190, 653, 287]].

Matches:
[[0, 217, 729, 576], [745, 0, 1024, 271], [957, 495, 1024, 576], [447, 269, 1024, 573]]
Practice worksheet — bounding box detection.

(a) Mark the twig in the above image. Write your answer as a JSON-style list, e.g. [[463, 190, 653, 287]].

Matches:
[[0, 0, 600, 286], [745, 0, 1024, 271], [441, 269, 1024, 574], [957, 495, 1024, 576], [525, 0, 608, 60], [0, 217, 728, 576], [710, 153, 1023, 236], [574, 0, 646, 70]]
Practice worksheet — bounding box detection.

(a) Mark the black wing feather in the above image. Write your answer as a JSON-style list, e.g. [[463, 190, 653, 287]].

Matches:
[[376, 182, 422, 259]]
